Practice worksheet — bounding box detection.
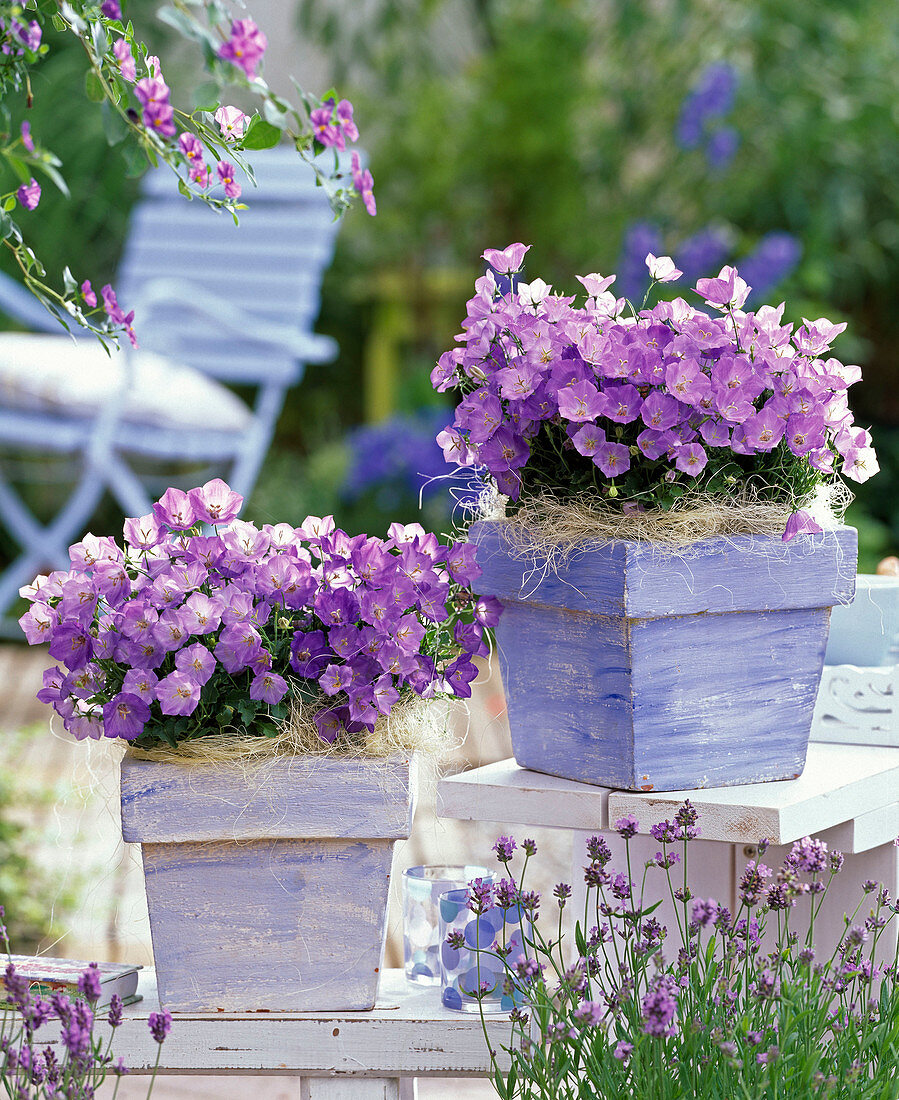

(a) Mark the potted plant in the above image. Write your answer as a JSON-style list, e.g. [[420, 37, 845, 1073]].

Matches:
[[19, 479, 492, 1011], [432, 244, 875, 791]]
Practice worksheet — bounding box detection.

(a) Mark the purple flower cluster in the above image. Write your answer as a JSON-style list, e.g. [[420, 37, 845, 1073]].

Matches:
[[739, 232, 803, 305], [218, 18, 267, 79], [675, 226, 731, 287], [351, 151, 376, 217], [468, 811, 899, 1097], [0, 908, 170, 1094], [310, 98, 359, 151], [641, 974, 679, 1037], [0, 15, 41, 57], [433, 243, 877, 514], [676, 62, 740, 171], [16, 177, 40, 211], [20, 479, 495, 749], [134, 67, 176, 139]]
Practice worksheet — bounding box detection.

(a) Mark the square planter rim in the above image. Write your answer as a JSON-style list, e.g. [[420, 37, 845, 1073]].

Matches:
[[120, 751, 416, 843]]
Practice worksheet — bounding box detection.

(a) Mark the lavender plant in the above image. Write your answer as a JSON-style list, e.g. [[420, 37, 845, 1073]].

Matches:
[[0, 0, 374, 346], [433, 244, 878, 531], [17, 478, 497, 749], [461, 808, 899, 1100], [1, 906, 170, 1097]]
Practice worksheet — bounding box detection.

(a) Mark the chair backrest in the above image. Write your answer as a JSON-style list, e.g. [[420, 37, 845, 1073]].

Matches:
[[116, 148, 342, 385]]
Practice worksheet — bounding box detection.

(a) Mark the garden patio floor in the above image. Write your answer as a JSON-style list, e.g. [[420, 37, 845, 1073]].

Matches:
[[1, 643, 570, 1098]]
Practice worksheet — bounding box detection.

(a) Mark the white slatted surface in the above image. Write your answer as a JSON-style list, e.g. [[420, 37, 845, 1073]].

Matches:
[[117, 150, 341, 384], [438, 743, 899, 848], [110, 969, 506, 1078]]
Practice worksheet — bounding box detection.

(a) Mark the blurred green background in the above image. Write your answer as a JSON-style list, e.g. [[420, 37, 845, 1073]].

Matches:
[[2, 0, 898, 565]]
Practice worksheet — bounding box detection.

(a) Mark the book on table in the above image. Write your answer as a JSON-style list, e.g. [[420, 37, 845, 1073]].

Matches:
[[0, 955, 142, 1009]]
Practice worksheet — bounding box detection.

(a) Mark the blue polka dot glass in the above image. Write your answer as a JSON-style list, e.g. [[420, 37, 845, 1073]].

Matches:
[[402, 865, 493, 986], [438, 886, 528, 1014]]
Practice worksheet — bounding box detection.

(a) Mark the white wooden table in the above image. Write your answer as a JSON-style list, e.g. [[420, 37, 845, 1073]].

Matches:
[[437, 742, 899, 957], [113, 968, 506, 1098]]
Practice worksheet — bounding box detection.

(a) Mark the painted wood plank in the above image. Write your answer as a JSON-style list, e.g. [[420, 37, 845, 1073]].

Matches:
[[120, 755, 415, 843], [623, 528, 856, 618], [841, 801, 899, 854], [471, 521, 856, 617], [472, 520, 855, 789], [608, 743, 899, 845], [437, 745, 899, 846], [106, 969, 508, 1077], [437, 759, 610, 831], [496, 600, 828, 790]]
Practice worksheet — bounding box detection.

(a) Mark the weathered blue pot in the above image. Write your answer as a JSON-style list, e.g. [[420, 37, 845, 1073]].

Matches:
[[120, 753, 414, 1012], [472, 521, 857, 792]]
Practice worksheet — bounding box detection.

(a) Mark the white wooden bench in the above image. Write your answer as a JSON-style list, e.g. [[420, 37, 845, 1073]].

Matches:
[[438, 742, 899, 960], [112, 968, 505, 1098]]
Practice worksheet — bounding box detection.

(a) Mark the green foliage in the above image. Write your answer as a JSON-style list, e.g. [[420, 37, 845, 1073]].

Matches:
[[472, 824, 899, 1100], [516, 420, 821, 514], [0, 0, 166, 302], [301, 0, 899, 421]]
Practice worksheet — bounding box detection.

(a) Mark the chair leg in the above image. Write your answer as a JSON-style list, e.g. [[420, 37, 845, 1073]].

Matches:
[[0, 466, 107, 631], [228, 381, 283, 501], [102, 452, 155, 519]]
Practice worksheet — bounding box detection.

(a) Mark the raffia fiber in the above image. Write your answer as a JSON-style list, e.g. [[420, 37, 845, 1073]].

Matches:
[[474, 481, 850, 565], [125, 689, 454, 767]]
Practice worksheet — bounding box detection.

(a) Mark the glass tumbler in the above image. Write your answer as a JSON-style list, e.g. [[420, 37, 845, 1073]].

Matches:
[[402, 865, 493, 985], [438, 886, 528, 1013]]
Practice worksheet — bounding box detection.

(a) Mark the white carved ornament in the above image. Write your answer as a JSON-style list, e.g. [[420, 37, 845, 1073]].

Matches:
[[811, 665, 899, 747]]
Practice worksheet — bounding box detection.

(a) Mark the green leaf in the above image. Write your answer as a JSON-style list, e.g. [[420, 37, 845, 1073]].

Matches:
[[123, 144, 149, 179], [192, 81, 220, 112], [85, 70, 105, 103], [2, 197, 15, 213], [156, 5, 203, 40], [34, 162, 69, 198], [101, 101, 128, 146], [51, 13, 66, 30], [5, 156, 30, 185], [241, 117, 282, 149], [263, 99, 291, 130], [237, 700, 257, 726]]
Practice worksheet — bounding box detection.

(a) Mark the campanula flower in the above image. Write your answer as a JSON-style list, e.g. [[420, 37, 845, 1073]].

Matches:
[[102, 692, 149, 739], [16, 178, 40, 210], [645, 253, 682, 282]]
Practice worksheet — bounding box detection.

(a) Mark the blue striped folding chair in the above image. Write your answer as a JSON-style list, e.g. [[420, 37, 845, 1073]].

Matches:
[[0, 149, 342, 633]]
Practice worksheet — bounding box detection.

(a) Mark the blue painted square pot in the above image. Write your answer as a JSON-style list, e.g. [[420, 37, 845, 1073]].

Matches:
[[120, 753, 414, 1012], [471, 521, 857, 792]]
